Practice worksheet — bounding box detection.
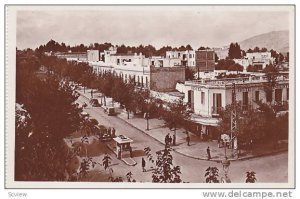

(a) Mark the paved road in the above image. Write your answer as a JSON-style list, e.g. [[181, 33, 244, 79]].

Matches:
[[77, 95, 288, 183]]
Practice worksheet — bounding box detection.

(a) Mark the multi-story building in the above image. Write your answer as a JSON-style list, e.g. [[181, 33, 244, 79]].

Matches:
[[166, 50, 196, 67], [176, 75, 289, 139], [90, 48, 185, 92], [245, 52, 274, 70]]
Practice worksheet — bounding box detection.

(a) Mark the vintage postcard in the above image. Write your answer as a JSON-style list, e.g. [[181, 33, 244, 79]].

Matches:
[[5, 5, 295, 188]]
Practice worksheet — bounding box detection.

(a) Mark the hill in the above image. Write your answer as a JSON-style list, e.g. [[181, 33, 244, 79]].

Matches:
[[239, 30, 289, 53]]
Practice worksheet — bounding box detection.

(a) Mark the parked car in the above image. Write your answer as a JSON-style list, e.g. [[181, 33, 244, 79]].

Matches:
[[89, 99, 101, 107]]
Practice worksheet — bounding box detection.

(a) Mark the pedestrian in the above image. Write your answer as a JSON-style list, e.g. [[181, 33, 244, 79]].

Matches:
[[173, 133, 176, 146], [112, 128, 116, 137], [186, 134, 190, 146], [169, 135, 173, 147], [129, 146, 133, 158], [207, 146, 211, 160], [165, 133, 170, 147], [142, 157, 146, 172]]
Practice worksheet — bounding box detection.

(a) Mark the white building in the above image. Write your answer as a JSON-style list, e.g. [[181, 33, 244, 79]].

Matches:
[[166, 50, 196, 67], [90, 47, 185, 92], [176, 75, 289, 139], [87, 50, 100, 62], [245, 52, 274, 70], [54, 52, 87, 61]]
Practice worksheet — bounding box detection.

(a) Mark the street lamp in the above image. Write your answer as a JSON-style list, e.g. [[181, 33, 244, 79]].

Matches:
[[221, 140, 231, 183], [146, 112, 149, 131], [145, 99, 150, 131]]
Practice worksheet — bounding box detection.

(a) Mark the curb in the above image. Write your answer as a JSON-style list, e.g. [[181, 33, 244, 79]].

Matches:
[[117, 113, 288, 162]]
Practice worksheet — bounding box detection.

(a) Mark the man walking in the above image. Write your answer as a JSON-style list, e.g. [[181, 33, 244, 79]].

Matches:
[[165, 133, 169, 148], [207, 146, 211, 160], [186, 132, 190, 146], [142, 157, 146, 172], [173, 133, 176, 146]]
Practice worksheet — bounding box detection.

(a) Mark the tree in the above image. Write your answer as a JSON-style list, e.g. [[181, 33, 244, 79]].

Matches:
[[247, 65, 259, 72], [205, 167, 220, 183], [228, 42, 242, 59], [185, 44, 193, 51], [215, 53, 219, 62], [15, 51, 84, 181], [218, 103, 267, 150], [228, 63, 243, 72], [215, 59, 239, 71], [263, 64, 279, 90], [185, 67, 194, 80], [247, 48, 253, 53], [144, 147, 182, 183], [253, 46, 260, 52], [260, 47, 268, 52], [245, 171, 257, 183], [198, 46, 206, 50], [163, 101, 190, 136]]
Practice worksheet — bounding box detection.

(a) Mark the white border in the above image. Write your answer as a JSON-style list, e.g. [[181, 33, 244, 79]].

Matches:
[[5, 4, 296, 189]]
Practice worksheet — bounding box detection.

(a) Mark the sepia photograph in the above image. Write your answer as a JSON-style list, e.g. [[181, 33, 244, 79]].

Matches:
[[5, 5, 295, 188]]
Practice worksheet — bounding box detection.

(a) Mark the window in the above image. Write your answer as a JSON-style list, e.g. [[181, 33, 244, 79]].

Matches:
[[145, 77, 148, 87], [201, 92, 205, 104], [287, 88, 289, 100], [255, 91, 260, 102], [266, 90, 272, 102], [275, 89, 282, 103], [213, 93, 222, 114], [243, 92, 249, 105], [141, 76, 144, 87]]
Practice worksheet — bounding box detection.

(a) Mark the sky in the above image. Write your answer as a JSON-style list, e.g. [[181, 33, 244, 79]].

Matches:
[[16, 6, 291, 50]]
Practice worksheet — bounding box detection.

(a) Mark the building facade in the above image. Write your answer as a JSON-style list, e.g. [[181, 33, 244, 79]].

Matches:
[[90, 48, 185, 92], [176, 75, 289, 138], [245, 52, 274, 70], [166, 50, 196, 67], [54, 52, 87, 61], [87, 50, 100, 62]]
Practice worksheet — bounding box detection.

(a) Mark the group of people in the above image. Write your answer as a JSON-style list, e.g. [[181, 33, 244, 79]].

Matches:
[[164, 133, 176, 148]]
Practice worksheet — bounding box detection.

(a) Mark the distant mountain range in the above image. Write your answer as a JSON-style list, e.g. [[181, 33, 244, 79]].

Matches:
[[239, 30, 289, 53]]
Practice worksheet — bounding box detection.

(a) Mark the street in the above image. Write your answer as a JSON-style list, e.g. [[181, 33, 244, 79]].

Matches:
[[76, 95, 288, 183]]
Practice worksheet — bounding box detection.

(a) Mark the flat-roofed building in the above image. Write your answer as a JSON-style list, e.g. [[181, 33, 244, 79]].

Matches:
[[87, 50, 100, 62], [176, 74, 289, 139]]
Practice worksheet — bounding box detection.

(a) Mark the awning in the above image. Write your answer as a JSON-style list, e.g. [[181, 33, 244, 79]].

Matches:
[[190, 114, 220, 126]]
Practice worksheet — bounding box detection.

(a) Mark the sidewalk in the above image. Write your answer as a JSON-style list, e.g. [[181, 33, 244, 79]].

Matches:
[[77, 88, 288, 162]]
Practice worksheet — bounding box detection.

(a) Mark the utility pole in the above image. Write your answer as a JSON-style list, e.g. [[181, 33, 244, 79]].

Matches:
[[231, 83, 237, 158]]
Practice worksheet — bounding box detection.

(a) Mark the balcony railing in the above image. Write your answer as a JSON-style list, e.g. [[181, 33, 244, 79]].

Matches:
[[241, 105, 252, 111], [211, 106, 224, 116]]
